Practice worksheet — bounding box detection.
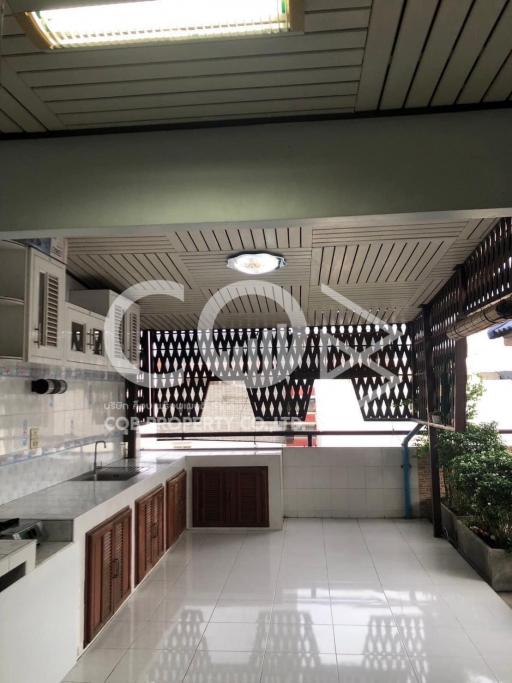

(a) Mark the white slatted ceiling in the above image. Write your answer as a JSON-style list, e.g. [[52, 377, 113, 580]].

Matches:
[[66, 217, 498, 328], [1, 0, 511, 133]]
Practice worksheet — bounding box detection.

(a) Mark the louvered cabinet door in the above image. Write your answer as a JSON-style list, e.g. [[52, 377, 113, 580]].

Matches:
[[166, 477, 178, 550], [177, 471, 187, 536], [27, 249, 66, 363], [111, 509, 132, 612], [126, 305, 140, 365], [151, 487, 165, 566], [136, 485, 164, 584], [166, 470, 187, 548], [193, 467, 269, 528], [85, 507, 132, 646], [193, 468, 226, 527], [229, 467, 269, 528]]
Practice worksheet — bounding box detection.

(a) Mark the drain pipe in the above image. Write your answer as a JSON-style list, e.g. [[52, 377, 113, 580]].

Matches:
[[401, 424, 424, 519]]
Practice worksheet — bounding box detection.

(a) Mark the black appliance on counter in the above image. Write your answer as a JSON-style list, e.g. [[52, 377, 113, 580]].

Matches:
[[0, 518, 46, 544]]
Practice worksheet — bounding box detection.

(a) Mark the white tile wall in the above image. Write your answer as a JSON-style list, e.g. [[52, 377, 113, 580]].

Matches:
[[283, 447, 419, 519], [0, 371, 126, 505]]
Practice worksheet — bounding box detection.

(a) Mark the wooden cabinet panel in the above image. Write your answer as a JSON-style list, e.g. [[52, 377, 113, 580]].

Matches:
[[136, 485, 164, 584], [229, 468, 269, 527], [84, 507, 131, 646], [193, 467, 269, 528], [166, 470, 187, 549], [111, 511, 131, 611], [193, 467, 226, 527]]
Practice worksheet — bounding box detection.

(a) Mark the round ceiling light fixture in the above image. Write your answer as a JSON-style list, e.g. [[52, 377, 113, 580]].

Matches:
[[226, 251, 287, 275]]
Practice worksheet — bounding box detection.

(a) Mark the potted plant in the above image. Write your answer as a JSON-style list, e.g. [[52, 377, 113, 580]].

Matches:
[[446, 441, 512, 589]]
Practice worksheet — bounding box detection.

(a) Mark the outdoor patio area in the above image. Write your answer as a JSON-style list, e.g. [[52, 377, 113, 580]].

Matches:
[[63, 519, 512, 683]]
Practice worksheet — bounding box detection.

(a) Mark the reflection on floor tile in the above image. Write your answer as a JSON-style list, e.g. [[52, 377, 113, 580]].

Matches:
[[61, 520, 512, 683], [339, 655, 418, 683], [411, 655, 498, 683], [199, 622, 269, 652], [64, 648, 125, 683], [130, 621, 207, 651], [261, 653, 338, 683], [106, 649, 195, 683], [184, 651, 264, 683]]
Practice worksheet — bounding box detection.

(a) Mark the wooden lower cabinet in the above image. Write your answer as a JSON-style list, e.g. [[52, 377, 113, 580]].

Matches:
[[193, 467, 269, 528], [136, 485, 165, 584], [84, 507, 131, 646], [166, 470, 187, 549]]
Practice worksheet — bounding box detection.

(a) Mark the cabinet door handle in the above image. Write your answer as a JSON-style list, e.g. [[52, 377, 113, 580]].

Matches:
[[112, 558, 120, 578]]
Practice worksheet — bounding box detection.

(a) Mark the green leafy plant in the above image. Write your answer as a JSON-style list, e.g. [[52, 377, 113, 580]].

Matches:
[[414, 375, 486, 460], [449, 447, 512, 550], [465, 375, 485, 422], [436, 422, 508, 513]]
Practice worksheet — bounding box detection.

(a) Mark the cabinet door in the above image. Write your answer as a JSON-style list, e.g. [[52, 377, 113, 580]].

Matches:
[[111, 509, 131, 612], [87, 312, 106, 367], [166, 478, 178, 550], [166, 470, 187, 549], [192, 468, 226, 527], [229, 467, 269, 527], [85, 507, 132, 646], [65, 305, 90, 364], [27, 250, 65, 362], [193, 467, 269, 528], [177, 471, 187, 536], [136, 486, 164, 584], [126, 305, 140, 365], [151, 487, 165, 566]]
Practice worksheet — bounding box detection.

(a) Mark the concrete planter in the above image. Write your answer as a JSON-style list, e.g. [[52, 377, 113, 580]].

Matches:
[[441, 503, 459, 545], [456, 519, 512, 591]]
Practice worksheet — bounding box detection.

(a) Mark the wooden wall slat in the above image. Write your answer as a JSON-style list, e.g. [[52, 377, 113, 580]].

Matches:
[[431, 0, 506, 106], [380, 0, 438, 110], [458, 2, 512, 104], [405, 0, 472, 108], [356, 0, 404, 111]]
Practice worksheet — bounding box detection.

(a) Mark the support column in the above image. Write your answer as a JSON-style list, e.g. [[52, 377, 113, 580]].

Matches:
[[454, 338, 467, 432], [422, 304, 443, 538], [125, 380, 138, 460]]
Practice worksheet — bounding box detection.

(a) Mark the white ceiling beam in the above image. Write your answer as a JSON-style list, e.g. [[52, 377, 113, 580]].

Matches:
[[0, 108, 511, 237]]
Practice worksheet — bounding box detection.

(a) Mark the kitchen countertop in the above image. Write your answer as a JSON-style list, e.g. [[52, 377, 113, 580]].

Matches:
[[0, 459, 181, 521], [0, 539, 36, 579], [0, 449, 282, 522]]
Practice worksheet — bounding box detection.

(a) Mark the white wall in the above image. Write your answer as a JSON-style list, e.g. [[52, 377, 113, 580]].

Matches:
[[0, 365, 125, 504], [283, 447, 419, 518], [0, 544, 80, 683], [1, 109, 510, 236]]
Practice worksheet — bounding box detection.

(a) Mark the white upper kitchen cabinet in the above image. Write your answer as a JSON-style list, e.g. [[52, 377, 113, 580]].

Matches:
[[0, 242, 66, 364], [64, 303, 106, 368], [69, 289, 140, 367]]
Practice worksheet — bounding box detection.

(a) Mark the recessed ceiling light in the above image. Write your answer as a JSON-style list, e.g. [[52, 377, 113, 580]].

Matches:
[[227, 252, 286, 275], [20, 0, 302, 50]]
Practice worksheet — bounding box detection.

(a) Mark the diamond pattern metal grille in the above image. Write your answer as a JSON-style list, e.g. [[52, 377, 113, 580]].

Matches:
[[412, 217, 512, 429], [136, 324, 414, 422]]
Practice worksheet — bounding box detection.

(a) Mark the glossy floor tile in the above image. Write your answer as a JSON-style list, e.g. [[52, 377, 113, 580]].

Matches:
[[63, 520, 512, 683]]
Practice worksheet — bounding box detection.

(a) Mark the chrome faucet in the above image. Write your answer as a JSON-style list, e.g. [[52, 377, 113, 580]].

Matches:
[[93, 440, 107, 479]]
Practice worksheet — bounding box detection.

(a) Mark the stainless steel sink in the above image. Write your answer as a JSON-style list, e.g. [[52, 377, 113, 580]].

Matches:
[[71, 466, 146, 482]]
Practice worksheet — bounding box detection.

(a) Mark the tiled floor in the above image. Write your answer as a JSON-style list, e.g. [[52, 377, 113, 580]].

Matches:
[[63, 519, 512, 683]]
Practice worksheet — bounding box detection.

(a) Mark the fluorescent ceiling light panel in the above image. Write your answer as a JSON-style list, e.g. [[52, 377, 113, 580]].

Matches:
[[227, 252, 286, 275], [24, 0, 298, 49]]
